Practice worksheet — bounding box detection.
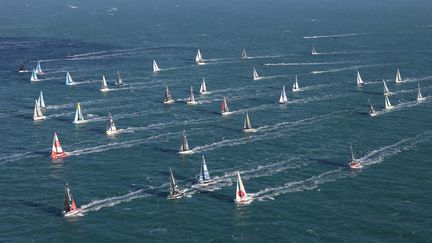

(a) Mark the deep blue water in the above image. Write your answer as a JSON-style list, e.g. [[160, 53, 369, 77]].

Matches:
[[1, 0, 432, 242]]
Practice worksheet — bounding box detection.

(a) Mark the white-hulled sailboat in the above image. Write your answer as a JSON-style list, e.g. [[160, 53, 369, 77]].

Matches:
[[197, 155, 212, 185], [369, 104, 378, 117], [356, 71, 364, 86], [73, 102, 86, 124], [292, 75, 300, 92], [417, 83, 426, 102], [187, 86, 197, 105], [33, 99, 46, 121], [195, 49, 205, 65], [385, 95, 393, 110], [178, 130, 192, 155], [241, 48, 248, 60], [38, 91, 46, 108], [51, 132, 67, 159], [235, 171, 252, 205], [164, 85, 175, 104], [279, 85, 288, 104], [100, 75, 109, 92], [168, 168, 184, 200], [106, 113, 118, 136], [153, 59, 161, 73], [253, 67, 261, 81], [115, 71, 124, 87], [221, 96, 232, 116], [199, 77, 209, 94], [311, 46, 318, 55], [383, 80, 391, 96], [35, 61, 44, 75], [395, 69, 402, 83], [348, 144, 363, 169], [243, 112, 256, 133], [65, 72, 75, 85], [63, 183, 82, 217], [30, 68, 39, 82]]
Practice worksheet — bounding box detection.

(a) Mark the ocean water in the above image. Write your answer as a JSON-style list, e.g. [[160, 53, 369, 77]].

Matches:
[[1, 0, 432, 241]]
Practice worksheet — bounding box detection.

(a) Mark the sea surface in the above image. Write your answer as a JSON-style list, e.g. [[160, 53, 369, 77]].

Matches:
[[1, 0, 432, 242]]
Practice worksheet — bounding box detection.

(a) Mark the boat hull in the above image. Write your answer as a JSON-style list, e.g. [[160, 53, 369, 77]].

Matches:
[[417, 98, 426, 102], [73, 120, 87, 124], [235, 196, 253, 205], [33, 116, 47, 121], [51, 152, 68, 159], [292, 88, 300, 92], [164, 99, 175, 104], [63, 209, 83, 217], [221, 111, 232, 116], [106, 130, 118, 136], [167, 193, 184, 200], [349, 162, 363, 169], [187, 101, 198, 105], [200, 92, 210, 95], [243, 128, 257, 133], [178, 150, 193, 155], [100, 88, 110, 92]]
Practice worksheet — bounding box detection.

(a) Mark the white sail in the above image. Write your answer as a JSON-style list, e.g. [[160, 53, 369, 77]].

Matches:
[[153, 59, 160, 72], [198, 155, 211, 183], [279, 85, 288, 104], [292, 75, 300, 92], [106, 113, 117, 135], [73, 102, 85, 124], [417, 83, 425, 102], [243, 112, 255, 133], [164, 85, 174, 104], [383, 80, 390, 96], [356, 71, 364, 85], [241, 48, 248, 60], [187, 86, 197, 104], [179, 131, 190, 153], [52, 132, 64, 155], [199, 77, 208, 94], [115, 71, 123, 86], [385, 95, 393, 110], [35, 61, 44, 75], [311, 46, 318, 55], [235, 171, 250, 204], [100, 75, 109, 91], [65, 72, 75, 85], [395, 69, 402, 83], [253, 67, 260, 80], [33, 99, 45, 120], [30, 68, 39, 82], [195, 49, 205, 65], [221, 96, 230, 114], [38, 91, 46, 108]]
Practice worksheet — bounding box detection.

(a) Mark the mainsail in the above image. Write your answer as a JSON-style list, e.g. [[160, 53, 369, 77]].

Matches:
[[115, 71, 124, 86], [385, 95, 393, 109], [73, 102, 85, 124], [36, 61, 44, 75], [312, 46, 318, 55], [243, 112, 252, 130], [100, 75, 109, 91], [395, 69, 402, 83], [106, 113, 117, 134], [383, 80, 390, 96], [221, 96, 229, 114], [51, 132, 66, 158], [198, 155, 211, 183], [65, 72, 75, 85], [253, 67, 260, 80], [168, 168, 183, 199], [356, 71, 364, 85], [279, 85, 288, 104], [30, 68, 39, 82], [417, 83, 425, 101], [195, 49, 205, 65], [64, 183, 78, 214], [200, 77, 207, 94], [164, 85, 174, 104], [33, 99, 45, 120], [179, 130, 190, 152], [38, 91, 46, 108], [241, 48, 248, 60], [235, 171, 249, 203], [153, 59, 160, 72], [292, 75, 300, 92], [187, 86, 196, 104], [349, 144, 356, 162]]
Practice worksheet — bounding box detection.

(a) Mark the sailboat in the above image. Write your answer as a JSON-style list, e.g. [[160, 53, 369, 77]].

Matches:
[[356, 71, 364, 86], [106, 113, 118, 136], [18, 63, 26, 73], [384, 95, 393, 110], [35, 61, 44, 75], [195, 49, 205, 65], [197, 155, 212, 185], [369, 104, 378, 117], [30, 68, 39, 82], [153, 59, 161, 72], [38, 91, 46, 108], [33, 99, 46, 121], [311, 46, 318, 55], [292, 75, 300, 92], [73, 102, 86, 124], [168, 168, 184, 200], [243, 112, 256, 133], [65, 72, 75, 85], [100, 75, 109, 92], [348, 144, 363, 169], [51, 132, 67, 159], [164, 85, 175, 104], [186, 86, 198, 105], [253, 67, 261, 81], [115, 71, 124, 86], [395, 69, 402, 83], [178, 130, 192, 155], [279, 85, 288, 104], [241, 48, 248, 60], [221, 96, 231, 116], [63, 183, 82, 217], [235, 171, 252, 205], [383, 80, 391, 96], [199, 77, 209, 94], [417, 83, 426, 102]]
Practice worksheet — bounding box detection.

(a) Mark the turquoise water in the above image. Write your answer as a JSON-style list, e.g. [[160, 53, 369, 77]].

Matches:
[[1, 0, 432, 241]]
